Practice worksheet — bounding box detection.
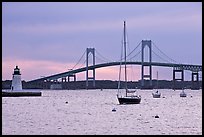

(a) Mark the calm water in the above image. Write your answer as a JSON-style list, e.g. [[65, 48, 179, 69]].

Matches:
[[2, 89, 202, 135]]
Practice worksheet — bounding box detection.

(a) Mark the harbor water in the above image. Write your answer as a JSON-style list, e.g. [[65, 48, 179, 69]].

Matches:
[[2, 89, 202, 135]]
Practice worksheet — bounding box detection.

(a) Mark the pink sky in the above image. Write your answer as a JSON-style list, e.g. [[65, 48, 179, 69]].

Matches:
[[2, 58, 141, 81], [3, 57, 185, 82]]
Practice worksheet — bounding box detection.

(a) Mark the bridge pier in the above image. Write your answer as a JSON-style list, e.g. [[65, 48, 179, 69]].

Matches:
[[61, 75, 76, 83], [141, 40, 152, 89], [191, 71, 199, 90], [61, 77, 67, 82], [86, 48, 96, 89], [53, 79, 58, 83], [50, 79, 62, 89], [173, 67, 184, 90], [68, 74, 76, 82]]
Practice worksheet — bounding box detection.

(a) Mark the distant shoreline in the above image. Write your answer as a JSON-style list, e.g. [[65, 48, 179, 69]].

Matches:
[[2, 80, 202, 90]]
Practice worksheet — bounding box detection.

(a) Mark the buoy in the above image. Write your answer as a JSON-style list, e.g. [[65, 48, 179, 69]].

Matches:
[[155, 115, 159, 118], [112, 108, 116, 112]]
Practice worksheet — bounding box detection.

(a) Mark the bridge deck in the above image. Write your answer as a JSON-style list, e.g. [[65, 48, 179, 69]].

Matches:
[[28, 61, 202, 82]]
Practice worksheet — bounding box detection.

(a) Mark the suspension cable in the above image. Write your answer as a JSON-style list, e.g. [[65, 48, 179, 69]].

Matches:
[[95, 56, 108, 63], [152, 50, 171, 63], [77, 53, 92, 69], [95, 49, 112, 62], [127, 41, 142, 58], [71, 50, 86, 70], [116, 41, 142, 62], [127, 50, 142, 61], [152, 41, 178, 63]]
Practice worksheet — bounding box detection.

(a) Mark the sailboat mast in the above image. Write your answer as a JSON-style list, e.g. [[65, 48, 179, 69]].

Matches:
[[124, 21, 127, 95], [156, 71, 158, 90]]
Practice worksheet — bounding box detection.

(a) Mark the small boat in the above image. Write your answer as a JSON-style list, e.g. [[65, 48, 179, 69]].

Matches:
[[152, 71, 161, 98], [180, 88, 187, 97], [152, 90, 161, 98], [117, 21, 141, 104]]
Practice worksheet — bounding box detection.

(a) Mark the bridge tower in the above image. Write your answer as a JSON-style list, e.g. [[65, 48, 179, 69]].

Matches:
[[191, 71, 199, 90], [173, 67, 184, 90], [86, 48, 96, 88], [141, 40, 152, 89]]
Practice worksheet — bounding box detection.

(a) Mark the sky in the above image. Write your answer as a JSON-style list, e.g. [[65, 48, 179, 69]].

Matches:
[[2, 2, 202, 82]]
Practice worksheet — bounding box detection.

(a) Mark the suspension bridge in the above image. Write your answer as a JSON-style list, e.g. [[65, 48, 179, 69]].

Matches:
[[28, 40, 202, 89]]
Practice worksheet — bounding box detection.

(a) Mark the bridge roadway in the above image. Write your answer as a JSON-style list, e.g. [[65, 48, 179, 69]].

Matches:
[[28, 61, 202, 82]]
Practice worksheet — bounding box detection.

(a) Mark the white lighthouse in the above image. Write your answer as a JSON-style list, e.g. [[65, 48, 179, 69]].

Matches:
[[11, 66, 22, 91]]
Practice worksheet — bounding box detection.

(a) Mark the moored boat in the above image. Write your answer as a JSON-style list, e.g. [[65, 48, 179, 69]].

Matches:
[[152, 71, 161, 98], [180, 89, 187, 97], [117, 21, 141, 104]]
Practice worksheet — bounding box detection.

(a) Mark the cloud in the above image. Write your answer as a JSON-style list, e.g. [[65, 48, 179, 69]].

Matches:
[[2, 56, 197, 81], [127, 11, 201, 32], [3, 58, 130, 81], [2, 57, 144, 81], [2, 58, 77, 81], [4, 10, 201, 36]]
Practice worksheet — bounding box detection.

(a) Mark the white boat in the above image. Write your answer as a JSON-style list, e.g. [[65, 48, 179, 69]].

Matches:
[[117, 21, 141, 104], [180, 89, 187, 97], [152, 71, 161, 98], [152, 90, 161, 98]]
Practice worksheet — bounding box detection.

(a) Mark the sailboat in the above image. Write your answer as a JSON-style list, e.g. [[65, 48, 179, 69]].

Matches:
[[152, 71, 161, 98], [117, 21, 141, 104], [180, 88, 187, 97]]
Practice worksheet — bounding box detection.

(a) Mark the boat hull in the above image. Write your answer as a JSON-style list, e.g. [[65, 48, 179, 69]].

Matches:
[[152, 93, 161, 98], [180, 90, 187, 97], [180, 94, 187, 97], [117, 97, 141, 104]]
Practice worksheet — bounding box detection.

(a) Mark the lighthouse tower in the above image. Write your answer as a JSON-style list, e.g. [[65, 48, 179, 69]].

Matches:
[[11, 66, 22, 91]]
